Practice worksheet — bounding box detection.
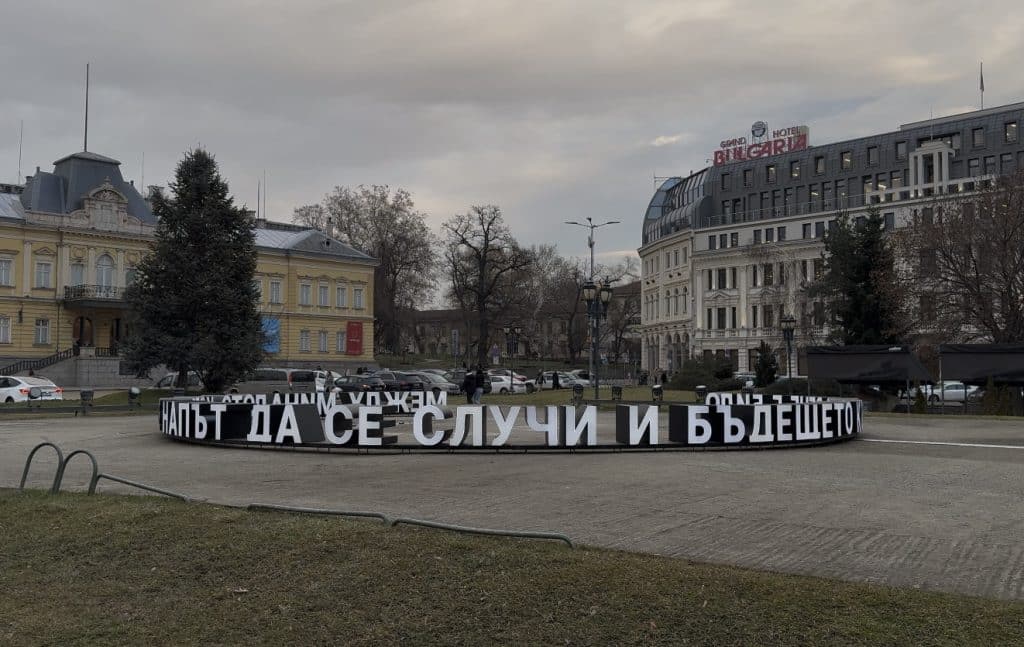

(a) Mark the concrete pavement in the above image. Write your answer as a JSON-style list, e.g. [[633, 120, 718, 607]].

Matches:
[[4, 410, 1024, 599]]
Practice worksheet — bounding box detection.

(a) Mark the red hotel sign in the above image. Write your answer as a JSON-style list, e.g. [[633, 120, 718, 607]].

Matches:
[[713, 125, 809, 166]]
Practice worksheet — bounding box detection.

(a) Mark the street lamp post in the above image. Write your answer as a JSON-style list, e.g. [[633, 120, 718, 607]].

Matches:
[[780, 314, 797, 395], [582, 280, 613, 399], [565, 216, 620, 394]]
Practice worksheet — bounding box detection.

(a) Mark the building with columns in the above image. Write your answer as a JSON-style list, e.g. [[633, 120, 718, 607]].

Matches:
[[638, 101, 1024, 376], [0, 150, 377, 380]]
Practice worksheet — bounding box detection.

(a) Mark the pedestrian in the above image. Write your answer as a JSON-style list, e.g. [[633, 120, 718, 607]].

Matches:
[[461, 371, 475, 404], [473, 366, 486, 404], [661, 371, 669, 386], [552, 371, 561, 390]]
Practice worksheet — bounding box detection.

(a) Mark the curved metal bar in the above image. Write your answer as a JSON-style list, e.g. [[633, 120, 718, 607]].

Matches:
[[58, 449, 100, 495], [19, 442, 65, 495], [247, 503, 389, 523], [389, 517, 574, 548], [94, 474, 192, 502]]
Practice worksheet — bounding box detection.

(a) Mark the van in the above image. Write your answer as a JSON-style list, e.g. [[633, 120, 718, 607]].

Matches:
[[226, 368, 341, 394]]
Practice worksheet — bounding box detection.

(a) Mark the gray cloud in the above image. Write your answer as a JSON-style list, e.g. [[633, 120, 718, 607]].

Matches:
[[2, 0, 1023, 265]]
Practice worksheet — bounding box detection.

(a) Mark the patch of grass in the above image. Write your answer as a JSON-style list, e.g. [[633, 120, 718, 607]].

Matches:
[[2, 491, 1022, 646]]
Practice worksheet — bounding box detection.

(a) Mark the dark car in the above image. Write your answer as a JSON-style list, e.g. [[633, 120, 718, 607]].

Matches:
[[373, 371, 426, 392], [332, 375, 386, 393], [444, 369, 492, 394]]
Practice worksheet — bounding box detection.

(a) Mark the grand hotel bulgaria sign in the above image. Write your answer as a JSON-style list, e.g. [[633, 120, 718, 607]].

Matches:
[[713, 123, 810, 166]]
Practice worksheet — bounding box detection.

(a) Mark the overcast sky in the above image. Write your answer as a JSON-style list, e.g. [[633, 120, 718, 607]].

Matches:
[[4, 1, 1024, 265]]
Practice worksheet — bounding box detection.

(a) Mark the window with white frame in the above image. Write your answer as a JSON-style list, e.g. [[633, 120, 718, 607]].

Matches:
[[0, 259, 11, 286], [35, 262, 52, 288], [299, 329, 311, 352], [336, 330, 346, 352], [353, 287, 364, 308], [70, 261, 86, 287], [318, 330, 328, 352], [125, 267, 137, 286], [0, 316, 9, 343], [252, 279, 262, 301], [96, 254, 114, 288], [336, 285, 347, 307], [299, 283, 312, 306], [34, 318, 49, 344], [318, 283, 329, 306], [269, 280, 282, 304]]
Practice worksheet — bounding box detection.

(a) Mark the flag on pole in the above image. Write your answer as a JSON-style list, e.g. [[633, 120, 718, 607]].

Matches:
[[980, 62, 985, 92]]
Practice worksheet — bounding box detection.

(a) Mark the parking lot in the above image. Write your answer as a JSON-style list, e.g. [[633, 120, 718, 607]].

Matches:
[[4, 410, 1024, 599]]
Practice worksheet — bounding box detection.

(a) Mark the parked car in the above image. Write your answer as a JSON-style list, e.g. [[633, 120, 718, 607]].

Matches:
[[909, 381, 979, 404], [539, 371, 588, 390], [444, 370, 493, 394], [0, 375, 64, 403], [332, 375, 386, 393], [407, 371, 461, 396], [488, 369, 537, 393], [489, 375, 527, 394], [227, 368, 336, 394], [373, 370, 426, 391], [153, 371, 204, 389]]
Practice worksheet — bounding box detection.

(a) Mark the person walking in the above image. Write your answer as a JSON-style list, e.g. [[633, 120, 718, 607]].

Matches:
[[473, 367, 486, 404], [552, 371, 561, 390], [461, 371, 475, 404]]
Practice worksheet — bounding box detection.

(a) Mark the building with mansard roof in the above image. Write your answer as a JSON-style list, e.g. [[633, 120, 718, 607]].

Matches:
[[638, 101, 1024, 376], [0, 149, 377, 385]]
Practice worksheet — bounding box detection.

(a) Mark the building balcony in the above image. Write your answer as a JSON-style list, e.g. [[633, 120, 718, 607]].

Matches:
[[63, 284, 128, 309]]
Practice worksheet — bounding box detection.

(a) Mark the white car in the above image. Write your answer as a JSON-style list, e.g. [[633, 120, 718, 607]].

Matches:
[[0, 375, 64, 403], [538, 371, 588, 390], [909, 381, 979, 404], [489, 375, 526, 394]]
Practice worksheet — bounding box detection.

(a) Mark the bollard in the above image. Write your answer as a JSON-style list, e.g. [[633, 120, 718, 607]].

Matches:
[[128, 386, 141, 409], [80, 389, 94, 415]]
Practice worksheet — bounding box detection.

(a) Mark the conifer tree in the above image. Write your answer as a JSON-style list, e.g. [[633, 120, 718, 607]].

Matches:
[[124, 149, 263, 391]]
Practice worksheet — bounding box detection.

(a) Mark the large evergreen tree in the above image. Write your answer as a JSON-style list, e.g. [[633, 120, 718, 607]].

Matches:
[[812, 209, 907, 345], [124, 149, 263, 392]]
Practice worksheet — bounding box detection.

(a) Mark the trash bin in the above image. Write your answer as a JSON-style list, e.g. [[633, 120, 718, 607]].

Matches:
[[695, 385, 708, 402], [611, 385, 623, 401], [651, 384, 664, 402]]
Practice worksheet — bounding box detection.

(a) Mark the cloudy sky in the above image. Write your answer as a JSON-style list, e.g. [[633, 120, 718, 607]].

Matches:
[[3, 1, 1024, 264]]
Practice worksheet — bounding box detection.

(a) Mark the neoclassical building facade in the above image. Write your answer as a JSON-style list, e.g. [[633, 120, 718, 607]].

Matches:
[[0, 150, 377, 374]]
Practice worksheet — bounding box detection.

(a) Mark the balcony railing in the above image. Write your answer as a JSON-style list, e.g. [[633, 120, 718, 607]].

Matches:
[[64, 284, 125, 302]]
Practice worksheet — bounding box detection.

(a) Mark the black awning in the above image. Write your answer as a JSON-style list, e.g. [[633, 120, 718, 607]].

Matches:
[[939, 344, 1024, 385], [805, 345, 933, 384]]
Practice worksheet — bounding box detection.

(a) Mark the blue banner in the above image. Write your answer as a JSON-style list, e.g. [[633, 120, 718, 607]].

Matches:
[[262, 316, 280, 353]]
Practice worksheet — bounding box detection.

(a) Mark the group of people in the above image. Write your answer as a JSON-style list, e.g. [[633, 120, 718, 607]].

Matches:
[[461, 367, 488, 404]]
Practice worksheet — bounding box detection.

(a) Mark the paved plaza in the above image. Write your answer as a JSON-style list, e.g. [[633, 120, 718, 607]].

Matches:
[[4, 410, 1024, 600]]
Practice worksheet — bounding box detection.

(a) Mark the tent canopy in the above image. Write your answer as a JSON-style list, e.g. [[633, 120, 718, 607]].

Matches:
[[939, 344, 1024, 385], [806, 345, 933, 384]]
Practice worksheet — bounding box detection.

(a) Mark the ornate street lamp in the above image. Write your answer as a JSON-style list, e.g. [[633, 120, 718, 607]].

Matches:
[[780, 314, 797, 394], [582, 279, 614, 399], [502, 324, 522, 377]]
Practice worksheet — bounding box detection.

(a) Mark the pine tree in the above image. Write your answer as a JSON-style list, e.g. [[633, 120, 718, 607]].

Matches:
[[123, 149, 263, 392], [813, 208, 907, 345]]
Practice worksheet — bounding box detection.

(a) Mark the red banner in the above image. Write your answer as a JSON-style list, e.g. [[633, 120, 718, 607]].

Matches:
[[346, 321, 363, 355]]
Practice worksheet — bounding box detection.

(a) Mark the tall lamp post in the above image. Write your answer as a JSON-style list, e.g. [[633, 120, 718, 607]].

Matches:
[[502, 324, 521, 377], [780, 314, 796, 395], [582, 280, 613, 399], [565, 217, 620, 393]]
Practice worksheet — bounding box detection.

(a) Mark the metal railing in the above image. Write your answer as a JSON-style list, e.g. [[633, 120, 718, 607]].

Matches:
[[0, 347, 75, 376], [63, 284, 125, 301]]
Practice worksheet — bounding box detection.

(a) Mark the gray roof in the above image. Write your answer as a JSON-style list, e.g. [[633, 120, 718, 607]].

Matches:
[[255, 227, 375, 262], [0, 193, 26, 221], [19, 151, 155, 224]]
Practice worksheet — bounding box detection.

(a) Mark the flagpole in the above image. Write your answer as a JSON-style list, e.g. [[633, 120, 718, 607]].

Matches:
[[980, 61, 984, 110]]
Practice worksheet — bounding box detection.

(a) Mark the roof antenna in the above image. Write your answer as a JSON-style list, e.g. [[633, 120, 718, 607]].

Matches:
[[140, 151, 145, 196], [263, 169, 267, 219], [83, 63, 90, 152], [256, 179, 261, 219], [17, 120, 23, 184]]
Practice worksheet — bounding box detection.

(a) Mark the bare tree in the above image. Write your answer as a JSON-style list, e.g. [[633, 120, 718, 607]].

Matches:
[[443, 205, 534, 367], [293, 185, 437, 353], [895, 172, 1024, 343]]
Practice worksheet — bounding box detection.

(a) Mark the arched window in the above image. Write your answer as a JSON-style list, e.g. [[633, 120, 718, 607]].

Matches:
[[673, 288, 680, 316], [96, 254, 115, 288]]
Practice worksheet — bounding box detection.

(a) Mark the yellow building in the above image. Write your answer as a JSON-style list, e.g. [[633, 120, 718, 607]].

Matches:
[[0, 150, 376, 381]]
